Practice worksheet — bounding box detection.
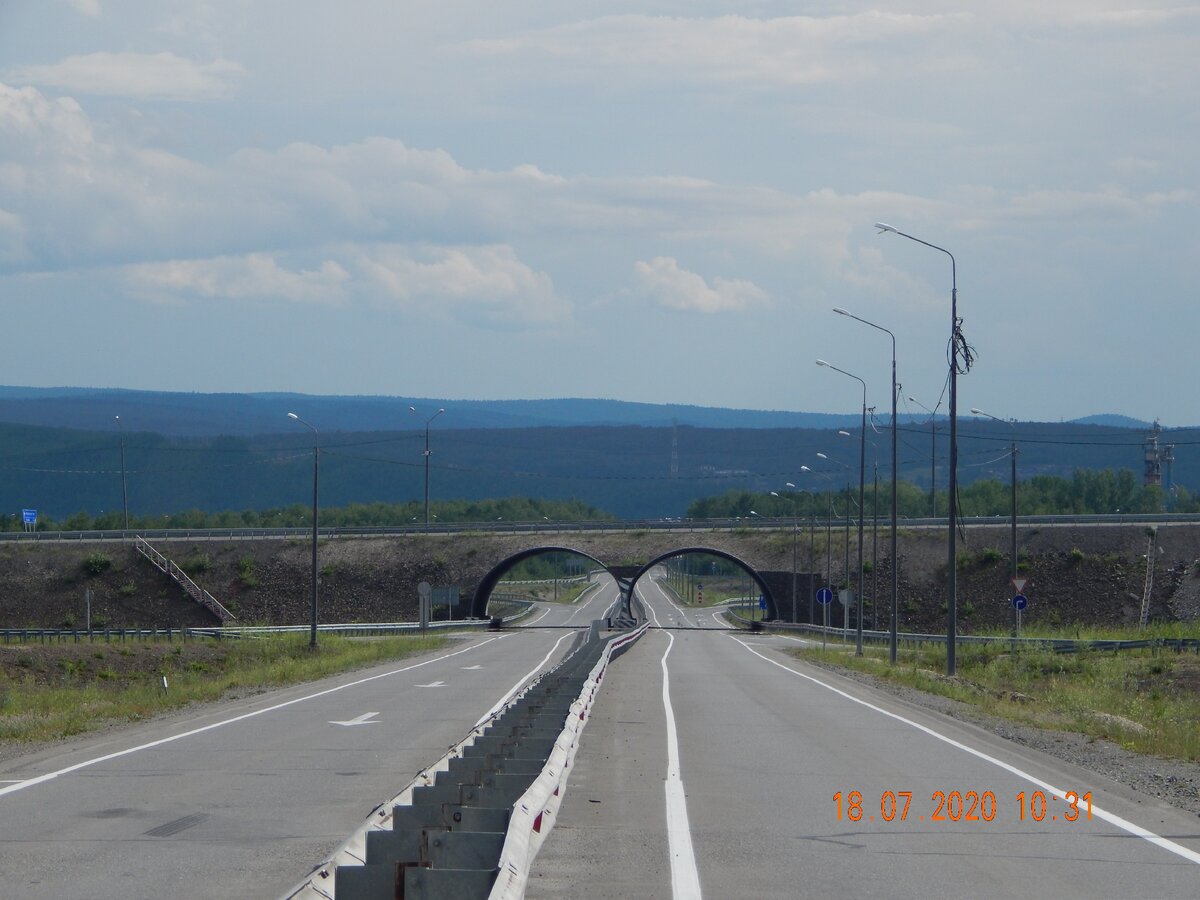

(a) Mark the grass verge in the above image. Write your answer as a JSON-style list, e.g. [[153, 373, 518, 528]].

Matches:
[[0, 633, 449, 745], [787, 627, 1200, 762]]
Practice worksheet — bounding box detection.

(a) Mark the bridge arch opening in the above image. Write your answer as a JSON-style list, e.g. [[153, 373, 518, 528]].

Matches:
[[626, 548, 781, 622], [472, 546, 614, 619]]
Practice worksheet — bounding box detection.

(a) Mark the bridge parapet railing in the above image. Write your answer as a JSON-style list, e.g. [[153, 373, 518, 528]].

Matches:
[[4, 512, 1200, 543]]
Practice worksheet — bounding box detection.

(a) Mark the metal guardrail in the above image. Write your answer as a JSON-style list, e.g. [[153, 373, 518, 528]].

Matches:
[[2, 513, 1198, 543], [728, 608, 1200, 655], [0, 607, 540, 644]]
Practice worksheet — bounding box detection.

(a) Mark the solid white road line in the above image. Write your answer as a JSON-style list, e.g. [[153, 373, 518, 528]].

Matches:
[[731, 636, 1200, 867], [523, 605, 552, 627], [646, 601, 703, 899], [472, 630, 577, 729], [0, 636, 507, 799]]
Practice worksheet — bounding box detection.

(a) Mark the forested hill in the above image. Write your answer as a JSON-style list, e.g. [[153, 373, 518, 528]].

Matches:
[[0, 387, 862, 436], [1, 385, 1165, 436], [0, 415, 1192, 521]]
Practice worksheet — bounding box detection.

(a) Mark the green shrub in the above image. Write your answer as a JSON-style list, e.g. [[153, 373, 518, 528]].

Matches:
[[237, 556, 259, 589], [181, 554, 212, 576], [118, 582, 136, 597], [82, 552, 113, 576], [1069, 548, 1085, 563], [980, 547, 1003, 564]]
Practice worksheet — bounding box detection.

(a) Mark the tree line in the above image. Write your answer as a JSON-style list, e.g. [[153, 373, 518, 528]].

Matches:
[[685, 468, 1194, 519], [2, 467, 1190, 533], [1, 496, 614, 533]]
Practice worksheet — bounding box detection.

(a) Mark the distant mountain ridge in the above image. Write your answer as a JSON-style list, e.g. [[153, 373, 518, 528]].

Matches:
[[1069, 414, 1156, 429], [0, 386, 863, 436], [0, 386, 1175, 437]]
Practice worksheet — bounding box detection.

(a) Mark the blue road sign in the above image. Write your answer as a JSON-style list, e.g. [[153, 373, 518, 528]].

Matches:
[[816, 587, 834, 605], [21, 509, 36, 525], [758, 595, 766, 610], [1013, 594, 1028, 610]]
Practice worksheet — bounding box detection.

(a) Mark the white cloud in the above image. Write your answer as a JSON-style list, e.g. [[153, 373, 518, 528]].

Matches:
[[357, 244, 568, 326], [633, 257, 768, 314], [8, 52, 244, 101], [120, 244, 566, 327], [125, 254, 350, 305], [461, 12, 964, 87], [0, 209, 28, 264], [68, 0, 101, 17]]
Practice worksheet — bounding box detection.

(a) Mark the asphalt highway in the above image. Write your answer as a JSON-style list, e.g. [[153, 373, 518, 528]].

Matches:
[[4, 574, 1198, 899], [528, 578, 1200, 899], [0, 579, 622, 899]]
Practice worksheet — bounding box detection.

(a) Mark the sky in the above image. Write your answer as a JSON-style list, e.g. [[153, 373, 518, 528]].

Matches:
[[1, 2, 1197, 425]]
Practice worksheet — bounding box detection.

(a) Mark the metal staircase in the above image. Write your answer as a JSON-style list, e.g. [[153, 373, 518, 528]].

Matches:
[[134, 536, 236, 623]]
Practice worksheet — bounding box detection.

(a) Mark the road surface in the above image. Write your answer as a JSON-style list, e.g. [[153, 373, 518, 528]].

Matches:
[[528, 577, 1200, 899], [0, 579, 621, 899]]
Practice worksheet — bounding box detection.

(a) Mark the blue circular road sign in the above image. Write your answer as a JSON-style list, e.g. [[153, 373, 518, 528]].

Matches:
[[816, 587, 834, 605], [1013, 594, 1028, 610]]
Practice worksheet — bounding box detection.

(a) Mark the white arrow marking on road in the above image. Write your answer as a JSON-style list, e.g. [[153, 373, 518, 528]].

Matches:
[[461, 665, 483, 670], [329, 712, 380, 727], [416, 681, 446, 688]]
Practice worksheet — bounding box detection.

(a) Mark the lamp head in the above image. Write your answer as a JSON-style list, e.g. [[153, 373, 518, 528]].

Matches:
[[785, 482, 796, 488], [287, 412, 299, 420], [408, 405, 417, 413], [816, 358, 829, 368], [875, 222, 899, 234], [970, 407, 984, 415], [800, 465, 811, 472], [838, 429, 851, 436], [817, 452, 828, 460], [833, 307, 850, 317]]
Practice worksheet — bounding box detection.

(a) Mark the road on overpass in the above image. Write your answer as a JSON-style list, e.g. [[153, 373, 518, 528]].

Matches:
[[528, 577, 1200, 899], [0, 579, 622, 899]]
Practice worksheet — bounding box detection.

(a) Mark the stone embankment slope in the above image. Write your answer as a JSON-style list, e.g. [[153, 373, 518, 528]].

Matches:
[[0, 523, 1195, 629]]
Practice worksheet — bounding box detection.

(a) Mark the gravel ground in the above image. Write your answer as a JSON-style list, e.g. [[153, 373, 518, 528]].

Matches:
[[806, 658, 1200, 819]]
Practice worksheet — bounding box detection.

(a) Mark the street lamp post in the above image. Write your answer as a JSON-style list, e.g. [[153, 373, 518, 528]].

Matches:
[[877, 222, 965, 675], [782, 468, 811, 624], [817, 453, 854, 644], [873, 461, 879, 630], [817, 360, 867, 656], [834, 307, 900, 662], [972, 407, 1019, 637], [287, 412, 320, 649], [908, 396, 939, 518], [409, 406, 446, 527], [115, 415, 129, 531], [772, 489, 801, 623]]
